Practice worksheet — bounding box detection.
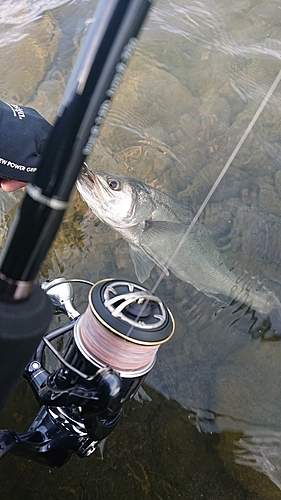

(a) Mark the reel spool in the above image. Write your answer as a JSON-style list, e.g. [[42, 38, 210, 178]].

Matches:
[[75, 279, 175, 377]]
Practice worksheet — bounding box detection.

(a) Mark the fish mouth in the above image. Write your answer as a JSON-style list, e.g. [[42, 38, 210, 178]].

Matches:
[[80, 163, 95, 184]]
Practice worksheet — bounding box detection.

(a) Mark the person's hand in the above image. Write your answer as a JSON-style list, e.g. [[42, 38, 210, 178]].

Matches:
[[0, 179, 27, 192]]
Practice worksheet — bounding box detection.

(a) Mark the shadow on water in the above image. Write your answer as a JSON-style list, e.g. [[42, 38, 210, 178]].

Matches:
[[0, 378, 274, 500], [2, 0, 281, 499]]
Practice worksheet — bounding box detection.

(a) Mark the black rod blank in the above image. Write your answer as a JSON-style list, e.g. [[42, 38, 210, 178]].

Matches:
[[0, 0, 152, 291], [0, 0, 152, 411]]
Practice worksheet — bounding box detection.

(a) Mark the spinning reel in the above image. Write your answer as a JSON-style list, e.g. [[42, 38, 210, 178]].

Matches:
[[0, 278, 174, 467]]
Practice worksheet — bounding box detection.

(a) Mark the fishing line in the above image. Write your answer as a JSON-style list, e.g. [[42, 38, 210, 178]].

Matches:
[[126, 67, 281, 337], [76, 302, 160, 374], [150, 68, 281, 294]]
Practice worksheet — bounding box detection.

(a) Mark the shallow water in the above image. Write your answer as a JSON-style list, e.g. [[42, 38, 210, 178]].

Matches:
[[1, 0, 281, 498]]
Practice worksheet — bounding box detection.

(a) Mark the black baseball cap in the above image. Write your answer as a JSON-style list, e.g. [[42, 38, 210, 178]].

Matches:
[[0, 100, 52, 183]]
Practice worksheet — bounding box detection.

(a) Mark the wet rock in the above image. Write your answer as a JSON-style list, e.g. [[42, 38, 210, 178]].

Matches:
[[248, 3, 281, 27], [198, 96, 231, 140], [0, 190, 23, 250], [27, 67, 66, 122], [0, 15, 60, 104], [95, 50, 198, 181], [219, 81, 247, 118], [213, 340, 281, 427], [214, 335, 281, 497], [219, 431, 281, 500], [226, 200, 281, 284], [153, 164, 188, 197], [275, 169, 281, 196], [259, 178, 281, 216]]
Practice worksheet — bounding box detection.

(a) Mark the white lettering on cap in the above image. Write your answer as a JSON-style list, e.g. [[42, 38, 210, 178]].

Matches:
[[0, 157, 26, 171], [4, 102, 26, 119]]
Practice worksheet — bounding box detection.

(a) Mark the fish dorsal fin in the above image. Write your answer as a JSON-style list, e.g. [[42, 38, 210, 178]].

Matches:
[[129, 244, 157, 283]]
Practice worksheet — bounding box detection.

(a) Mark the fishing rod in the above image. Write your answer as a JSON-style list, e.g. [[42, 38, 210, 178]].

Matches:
[[0, 0, 154, 413], [0, 0, 174, 469]]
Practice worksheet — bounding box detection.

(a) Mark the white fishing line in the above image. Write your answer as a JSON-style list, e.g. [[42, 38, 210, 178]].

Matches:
[[126, 67, 281, 336], [150, 67, 281, 296]]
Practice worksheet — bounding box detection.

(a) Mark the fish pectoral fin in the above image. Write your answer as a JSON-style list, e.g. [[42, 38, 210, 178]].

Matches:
[[129, 245, 155, 283], [129, 244, 156, 283], [140, 220, 187, 271], [142, 220, 187, 238], [130, 221, 186, 282]]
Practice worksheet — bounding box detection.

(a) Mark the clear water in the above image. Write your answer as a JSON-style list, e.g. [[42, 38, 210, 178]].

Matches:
[[1, 0, 281, 498]]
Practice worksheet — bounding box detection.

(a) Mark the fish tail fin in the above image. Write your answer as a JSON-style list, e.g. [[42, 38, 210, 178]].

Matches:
[[249, 306, 281, 341]]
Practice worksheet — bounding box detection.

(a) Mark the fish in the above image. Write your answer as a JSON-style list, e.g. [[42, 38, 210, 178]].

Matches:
[[76, 168, 281, 318]]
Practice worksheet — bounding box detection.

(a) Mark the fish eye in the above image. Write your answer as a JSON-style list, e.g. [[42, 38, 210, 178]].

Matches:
[[108, 178, 121, 191]]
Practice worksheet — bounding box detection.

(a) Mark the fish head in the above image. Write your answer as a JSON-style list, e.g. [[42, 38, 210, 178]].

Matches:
[[76, 168, 156, 228]]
